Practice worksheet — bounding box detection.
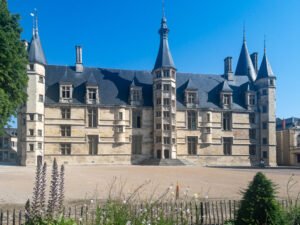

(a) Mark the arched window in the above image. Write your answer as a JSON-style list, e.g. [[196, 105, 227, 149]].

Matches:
[[297, 135, 300, 147]]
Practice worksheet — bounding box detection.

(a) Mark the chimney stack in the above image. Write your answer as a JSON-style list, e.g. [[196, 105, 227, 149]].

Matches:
[[75, 45, 83, 73], [224, 57, 233, 81], [250, 52, 258, 73]]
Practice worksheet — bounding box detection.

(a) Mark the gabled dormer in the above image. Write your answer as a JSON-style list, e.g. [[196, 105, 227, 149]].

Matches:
[[59, 69, 73, 103], [245, 83, 256, 110], [184, 78, 198, 108], [129, 77, 143, 106], [85, 73, 99, 104], [220, 80, 233, 109]]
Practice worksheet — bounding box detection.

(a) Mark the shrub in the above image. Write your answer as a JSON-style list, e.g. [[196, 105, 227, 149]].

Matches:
[[235, 172, 285, 225]]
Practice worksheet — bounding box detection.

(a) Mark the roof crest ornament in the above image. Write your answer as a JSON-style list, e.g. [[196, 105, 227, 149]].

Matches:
[[243, 21, 246, 43], [30, 8, 38, 37], [162, 0, 165, 18]]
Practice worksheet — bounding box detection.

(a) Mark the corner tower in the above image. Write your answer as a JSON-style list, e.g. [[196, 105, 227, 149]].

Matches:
[[18, 10, 46, 166], [152, 12, 177, 159], [255, 42, 277, 166]]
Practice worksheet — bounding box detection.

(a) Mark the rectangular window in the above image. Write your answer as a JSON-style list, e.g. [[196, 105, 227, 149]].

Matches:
[[249, 129, 256, 139], [156, 98, 161, 105], [29, 144, 34, 151], [88, 108, 98, 128], [61, 125, 71, 137], [163, 124, 170, 130], [263, 138, 268, 145], [29, 129, 34, 136], [61, 85, 71, 99], [60, 144, 71, 155], [223, 137, 232, 155], [187, 111, 197, 130], [38, 129, 42, 137], [249, 145, 256, 156], [297, 154, 300, 163], [87, 88, 97, 101], [163, 137, 170, 144], [206, 113, 211, 122], [172, 87, 176, 94], [38, 114, 43, 122], [263, 151, 268, 158], [187, 92, 197, 104], [223, 94, 231, 105], [163, 98, 170, 106], [11, 141, 15, 147], [39, 95, 44, 102], [118, 112, 123, 120], [88, 136, 98, 155], [116, 126, 124, 133], [132, 89, 141, 101], [156, 84, 161, 90], [163, 84, 170, 91], [156, 136, 161, 143], [163, 70, 170, 77], [61, 108, 71, 119], [39, 76, 44, 83], [29, 114, 34, 121], [132, 109, 142, 128], [249, 113, 255, 124], [223, 112, 232, 131], [132, 135, 142, 155], [187, 136, 197, 155], [262, 89, 267, 95], [204, 127, 211, 134], [156, 111, 161, 117], [262, 122, 268, 130], [156, 123, 161, 130], [249, 95, 255, 105], [172, 100, 176, 107], [38, 142, 42, 150], [163, 111, 170, 118]]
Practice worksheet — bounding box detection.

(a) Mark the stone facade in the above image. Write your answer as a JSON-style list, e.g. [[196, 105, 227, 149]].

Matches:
[[17, 13, 278, 167], [0, 128, 17, 163]]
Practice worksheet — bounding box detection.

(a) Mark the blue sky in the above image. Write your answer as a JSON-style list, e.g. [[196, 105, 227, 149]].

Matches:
[[7, 0, 300, 127]]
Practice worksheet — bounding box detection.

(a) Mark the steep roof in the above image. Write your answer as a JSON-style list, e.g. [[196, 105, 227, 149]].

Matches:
[[44, 65, 250, 111], [185, 78, 198, 90], [257, 51, 274, 80], [153, 17, 175, 71], [221, 80, 233, 92], [276, 117, 300, 130], [235, 40, 256, 81], [28, 31, 47, 65], [86, 73, 98, 86]]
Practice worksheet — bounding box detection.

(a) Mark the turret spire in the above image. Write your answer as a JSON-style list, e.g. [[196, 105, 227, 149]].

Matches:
[[257, 39, 274, 80], [153, 1, 175, 71], [28, 9, 47, 65], [243, 22, 246, 42]]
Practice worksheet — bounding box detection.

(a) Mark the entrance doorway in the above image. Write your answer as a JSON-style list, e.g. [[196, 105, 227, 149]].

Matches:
[[157, 150, 162, 159], [164, 149, 170, 159]]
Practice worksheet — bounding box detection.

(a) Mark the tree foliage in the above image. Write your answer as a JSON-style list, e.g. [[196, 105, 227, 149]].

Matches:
[[0, 0, 28, 131], [235, 172, 285, 225]]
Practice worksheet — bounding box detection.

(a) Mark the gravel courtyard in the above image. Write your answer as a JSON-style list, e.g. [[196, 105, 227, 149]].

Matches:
[[0, 165, 299, 207]]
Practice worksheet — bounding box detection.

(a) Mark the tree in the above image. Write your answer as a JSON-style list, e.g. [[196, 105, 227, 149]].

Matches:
[[235, 172, 285, 225], [0, 0, 28, 131]]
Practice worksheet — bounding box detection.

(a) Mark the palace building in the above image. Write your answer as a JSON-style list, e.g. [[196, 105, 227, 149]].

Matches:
[[17, 12, 277, 166]]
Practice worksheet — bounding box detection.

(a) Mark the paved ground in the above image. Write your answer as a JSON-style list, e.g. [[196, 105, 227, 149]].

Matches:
[[0, 165, 299, 207]]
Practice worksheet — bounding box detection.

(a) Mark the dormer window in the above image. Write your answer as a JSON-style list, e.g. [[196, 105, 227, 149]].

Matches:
[[185, 91, 198, 108], [60, 85, 73, 103], [249, 94, 256, 105], [130, 87, 142, 106], [223, 94, 231, 105], [163, 70, 170, 77], [86, 87, 99, 104]]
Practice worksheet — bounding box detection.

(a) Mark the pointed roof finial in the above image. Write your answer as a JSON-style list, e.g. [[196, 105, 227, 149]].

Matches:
[[264, 35, 267, 54], [30, 8, 38, 36], [243, 21, 246, 42], [162, 0, 165, 18]]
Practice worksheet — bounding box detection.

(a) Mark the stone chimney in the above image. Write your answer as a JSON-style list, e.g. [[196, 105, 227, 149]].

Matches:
[[224, 56, 233, 81], [250, 52, 258, 73], [75, 45, 83, 73]]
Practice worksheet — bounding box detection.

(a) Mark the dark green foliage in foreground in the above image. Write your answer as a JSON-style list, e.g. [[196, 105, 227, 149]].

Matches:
[[0, 0, 28, 131], [235, 172, 285, 225]]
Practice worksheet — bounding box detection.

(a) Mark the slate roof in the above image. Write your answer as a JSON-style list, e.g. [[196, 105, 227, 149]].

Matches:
[[220, 80, 233, 92], [257, 51, 274, 80], [153, 17, 176, 71], [276, 117, 300, 130], [3, 128, 17, 137], [235, 40, 257, 81], [28, 31, 47, 65], [45, 65, 251, 111]]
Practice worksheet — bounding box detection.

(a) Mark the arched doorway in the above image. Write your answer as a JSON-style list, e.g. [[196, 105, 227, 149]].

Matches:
[[157, 150, 162, 159]]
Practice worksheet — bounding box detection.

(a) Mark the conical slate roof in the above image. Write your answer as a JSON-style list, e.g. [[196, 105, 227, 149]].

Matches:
[[235, 40, 256, 81], [221, 80, 233, 92], [257, 51, 274, 80], [28, 31, 47, 65], [153, 17, 175, 71], [185, 78, 198, 90]]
